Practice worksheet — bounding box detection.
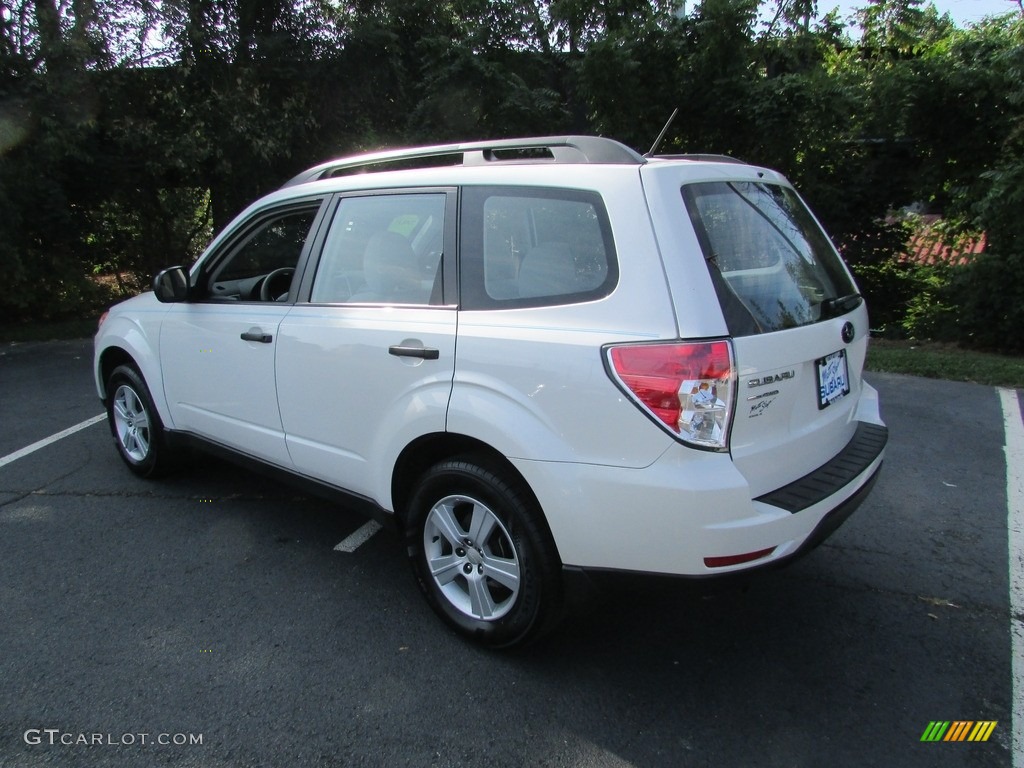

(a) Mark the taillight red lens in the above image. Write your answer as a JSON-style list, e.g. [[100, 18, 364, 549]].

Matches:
[[607, 340, 735, 450]]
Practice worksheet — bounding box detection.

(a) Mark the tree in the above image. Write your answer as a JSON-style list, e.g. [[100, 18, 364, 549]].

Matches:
[[943, 14, 1024, 349], [2, 0, 1023, 350]]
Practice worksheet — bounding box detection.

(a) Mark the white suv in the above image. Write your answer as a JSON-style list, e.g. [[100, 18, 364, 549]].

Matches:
[[94, 136, 887, 647]]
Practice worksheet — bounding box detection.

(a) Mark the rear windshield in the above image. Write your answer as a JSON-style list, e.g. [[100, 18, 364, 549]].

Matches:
[[682, 181, 859, 336]]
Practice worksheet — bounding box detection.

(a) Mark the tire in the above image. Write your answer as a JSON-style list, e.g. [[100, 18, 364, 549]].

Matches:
[[105, 364, 174, 478], [405, 458, 563, 648]]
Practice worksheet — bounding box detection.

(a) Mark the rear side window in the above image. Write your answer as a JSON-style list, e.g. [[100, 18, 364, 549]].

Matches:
[[683, 182, 859, 335], [460, 186, 617, 309]]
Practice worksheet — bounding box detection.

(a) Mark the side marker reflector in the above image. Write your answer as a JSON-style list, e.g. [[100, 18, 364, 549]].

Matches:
[[704, 547, 776, 569]]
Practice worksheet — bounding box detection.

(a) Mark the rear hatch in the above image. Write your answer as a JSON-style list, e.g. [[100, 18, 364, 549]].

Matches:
[[644, 164, 871, 496]]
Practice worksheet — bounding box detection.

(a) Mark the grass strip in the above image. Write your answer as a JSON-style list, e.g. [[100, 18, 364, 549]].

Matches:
[[867, 339, 1024, 389]]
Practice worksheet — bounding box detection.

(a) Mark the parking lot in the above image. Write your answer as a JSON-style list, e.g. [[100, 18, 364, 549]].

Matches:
[[1, 338, 1020, 767]]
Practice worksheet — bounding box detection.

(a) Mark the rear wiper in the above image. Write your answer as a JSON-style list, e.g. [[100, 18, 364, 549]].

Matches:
[[820, 293, 862, 318]]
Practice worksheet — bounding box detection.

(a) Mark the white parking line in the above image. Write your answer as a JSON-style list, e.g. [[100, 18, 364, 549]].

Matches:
[[0, 414, 106, 470], [334, 520, 382, 553], [998, 387, 1024, 767]]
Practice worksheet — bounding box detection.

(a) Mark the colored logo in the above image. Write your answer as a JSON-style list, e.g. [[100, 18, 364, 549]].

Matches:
[[920, 721, 997, 742]]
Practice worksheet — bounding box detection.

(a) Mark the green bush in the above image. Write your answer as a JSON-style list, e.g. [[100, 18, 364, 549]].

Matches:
[[950, 251, 1024, 352], [900, 263, 959, 341], [838, 220, 918, 337]]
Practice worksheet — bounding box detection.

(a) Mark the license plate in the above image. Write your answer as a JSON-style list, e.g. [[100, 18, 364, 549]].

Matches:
[[817, 350, 850, 409]]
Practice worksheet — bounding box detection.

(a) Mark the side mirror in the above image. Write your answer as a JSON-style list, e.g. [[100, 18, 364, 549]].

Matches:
[[153, 266, 190, 303]]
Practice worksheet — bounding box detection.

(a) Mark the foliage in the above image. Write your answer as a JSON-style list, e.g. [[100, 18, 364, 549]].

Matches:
[[935, 15, 1024, 350], [900, 263, 957, 340], [1, 0, 1024, 351], [834, 219, 919, 335]]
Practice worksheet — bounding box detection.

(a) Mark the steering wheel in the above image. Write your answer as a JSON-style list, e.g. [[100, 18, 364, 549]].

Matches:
[[259, 267, 295, 302]]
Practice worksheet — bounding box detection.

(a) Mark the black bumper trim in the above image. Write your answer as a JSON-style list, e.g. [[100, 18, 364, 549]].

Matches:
[[788, 459, 882, 558], [754, 422, 888, 514]]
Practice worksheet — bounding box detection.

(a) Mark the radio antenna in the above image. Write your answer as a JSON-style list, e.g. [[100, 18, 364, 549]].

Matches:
[[646, 108, 679, 157]]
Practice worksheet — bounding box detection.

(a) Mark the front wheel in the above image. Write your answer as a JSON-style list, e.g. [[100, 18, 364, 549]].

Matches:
[[406, 458, 563, 649], [105, 364, 174, 478]]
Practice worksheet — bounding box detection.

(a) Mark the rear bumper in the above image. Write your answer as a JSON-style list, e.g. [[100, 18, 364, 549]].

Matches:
[[516, 419, 887, 578], [562, 458, 884, 603]]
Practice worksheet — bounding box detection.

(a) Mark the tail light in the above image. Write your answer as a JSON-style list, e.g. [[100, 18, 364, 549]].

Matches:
[[605, 340, 736, 451]]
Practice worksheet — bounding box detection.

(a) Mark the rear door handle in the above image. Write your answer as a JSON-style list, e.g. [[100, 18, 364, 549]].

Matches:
[[241, 330, 273, 343], [389, 345, 439, 360]]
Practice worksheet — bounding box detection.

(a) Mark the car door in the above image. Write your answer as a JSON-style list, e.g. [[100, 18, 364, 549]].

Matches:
[[159, 198, 327, 467], [276, 190, 457, 506]]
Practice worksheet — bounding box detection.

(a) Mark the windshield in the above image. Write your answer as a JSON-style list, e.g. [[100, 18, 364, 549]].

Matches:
[[682, 181, 859, 335]]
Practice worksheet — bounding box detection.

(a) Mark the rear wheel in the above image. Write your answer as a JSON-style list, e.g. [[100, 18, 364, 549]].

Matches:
[[106, 364, 174, 478], [406, 458, 563, 648]]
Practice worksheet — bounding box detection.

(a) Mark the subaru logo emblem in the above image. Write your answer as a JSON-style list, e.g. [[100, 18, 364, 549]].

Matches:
[[841, 322, 855, 344]]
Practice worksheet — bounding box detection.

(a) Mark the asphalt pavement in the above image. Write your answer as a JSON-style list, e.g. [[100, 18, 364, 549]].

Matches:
[[0, 338, 1019, 767]]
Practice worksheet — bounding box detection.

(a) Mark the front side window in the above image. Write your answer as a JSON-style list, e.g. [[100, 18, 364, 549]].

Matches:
[[460, 186, 617, 309], [202, 204, 320, 302], [683, 182, 859, 335], [310, 193, 446, 305]]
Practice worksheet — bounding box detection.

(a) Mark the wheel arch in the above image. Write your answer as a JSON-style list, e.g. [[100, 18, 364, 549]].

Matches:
[[97, 340, 178, 432], [97, 345, 137, 402], [391, 433, 560, 558]]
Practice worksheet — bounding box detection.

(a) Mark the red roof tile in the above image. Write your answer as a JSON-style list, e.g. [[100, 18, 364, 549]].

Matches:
[[900, 218, 986, 266]]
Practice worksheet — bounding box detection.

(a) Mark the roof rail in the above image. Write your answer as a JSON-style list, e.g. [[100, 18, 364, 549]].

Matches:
[[283, 135, 646, 187], [651, 153, 748, 165]]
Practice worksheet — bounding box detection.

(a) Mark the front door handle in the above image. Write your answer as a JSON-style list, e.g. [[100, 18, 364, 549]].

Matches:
[[241, 330, 273, 343], [389, 345, 439, 360]]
